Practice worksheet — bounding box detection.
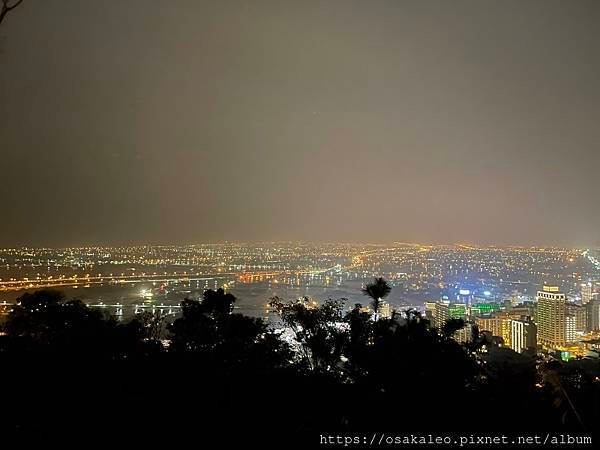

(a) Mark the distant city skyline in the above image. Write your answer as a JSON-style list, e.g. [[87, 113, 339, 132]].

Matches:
[[2, 2, 600, 444], [0, 240, 598, 249], [1, 0, 599, 247]]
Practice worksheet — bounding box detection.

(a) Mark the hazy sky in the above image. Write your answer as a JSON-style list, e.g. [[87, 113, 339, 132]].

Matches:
[[1, 0, 599, 247]]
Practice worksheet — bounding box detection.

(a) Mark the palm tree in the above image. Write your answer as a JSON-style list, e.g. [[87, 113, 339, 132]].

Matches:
[[362, 277, 391, 321]]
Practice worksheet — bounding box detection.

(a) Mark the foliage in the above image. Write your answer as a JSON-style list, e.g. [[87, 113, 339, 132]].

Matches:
[[361, 277, 391, 319], [1, 289, 140, 356], [1, 281, 597, 442], [441, 317, 466, 338], [169, 289, 291, 370], [269, 296, 348, 373]]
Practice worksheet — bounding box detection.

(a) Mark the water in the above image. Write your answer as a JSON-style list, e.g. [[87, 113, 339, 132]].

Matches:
[[0, 275, 423, 323]]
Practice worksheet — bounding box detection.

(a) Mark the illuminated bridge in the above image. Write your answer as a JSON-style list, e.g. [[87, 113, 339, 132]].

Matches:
[[0, 273, 236, 293], [0, 301, 182, 316], [90, 303, 182, 316]]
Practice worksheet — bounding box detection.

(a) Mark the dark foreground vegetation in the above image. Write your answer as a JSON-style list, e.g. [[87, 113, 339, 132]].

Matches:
[[0, 280, 598, 447]]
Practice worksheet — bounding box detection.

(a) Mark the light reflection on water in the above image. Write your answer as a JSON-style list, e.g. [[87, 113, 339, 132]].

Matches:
[[0, 277, 422, 323]]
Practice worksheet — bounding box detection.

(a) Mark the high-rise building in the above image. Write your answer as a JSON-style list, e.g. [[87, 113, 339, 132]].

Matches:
[[586, 299, 600, 332], [454, 322, 474, 343], [379, 301, 392, 319], [510, 318, 537, 353], [536, 286, 567, 349], [469, 302, 501, 317], [581, 282, 594, 305], [476, 311, 534, 349], [424, 301, 437, 322], [433, 301, 449, 329], [429, 300, 474, 342], [476, 316, 503, 338], [566, 303, 587, 334], [432, 301, 467, 329], [501, 317, 513, 348], [565, 314, 577, 344]]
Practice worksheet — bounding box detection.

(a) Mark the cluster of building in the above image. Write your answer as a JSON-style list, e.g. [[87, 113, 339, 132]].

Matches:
[[424, 282, 600, 359]]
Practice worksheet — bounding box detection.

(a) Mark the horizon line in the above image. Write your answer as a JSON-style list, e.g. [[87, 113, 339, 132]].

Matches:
[[0, 241, 595, 250]]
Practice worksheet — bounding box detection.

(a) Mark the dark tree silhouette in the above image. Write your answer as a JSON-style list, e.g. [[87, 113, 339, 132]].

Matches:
[[168, 297, 217, 352], [132, 310, 169, 342], [1, 289, 141, 356], [344, 303, 372, 374], [201, 287, 236, 315], [441, 317, 466, 338], [168, 289, 237, 352], [354, 309, 482, 429], [169, 289, 290, 370], [361, 277, 391, 320], [0, 284, 596, 444], [0, 0, 23, 27], [269, 296, 348, 373]]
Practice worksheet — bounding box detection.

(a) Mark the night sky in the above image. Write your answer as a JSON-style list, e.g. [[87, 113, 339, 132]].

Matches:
[[1, 0, 599, 247]]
